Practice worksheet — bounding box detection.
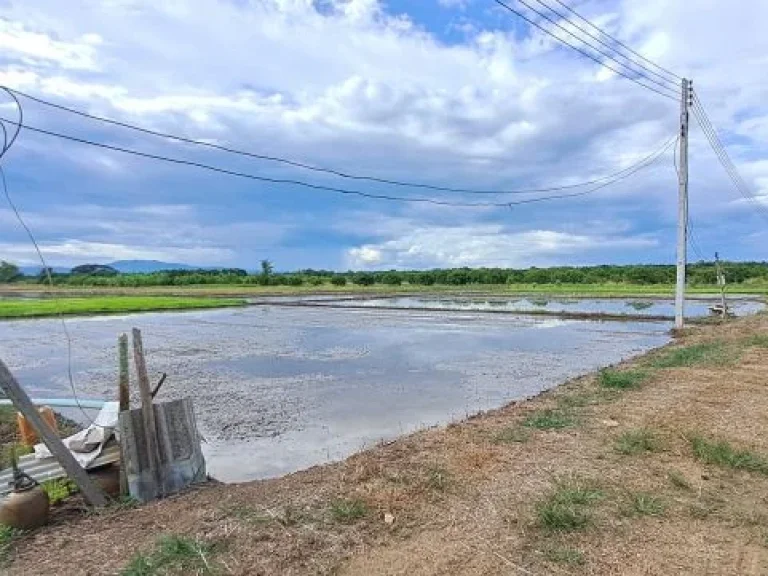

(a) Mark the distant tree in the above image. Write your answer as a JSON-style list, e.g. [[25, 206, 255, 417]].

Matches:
[[352, 272, 375, 286], [381, 272, 403, 286], [0, 261, 20, 282], [330, 276, 347, 286], [260, 259, 274, 285]]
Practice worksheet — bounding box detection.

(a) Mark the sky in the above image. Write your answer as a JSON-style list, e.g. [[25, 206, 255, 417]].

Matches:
[[0, 0, 766, 271]]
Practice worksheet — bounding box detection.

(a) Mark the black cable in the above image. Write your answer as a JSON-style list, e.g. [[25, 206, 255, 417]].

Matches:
[[549, 0, 681, 83], [690, 93, 768, 220], [5, 86, 667, 196], [491, 0, 677, 100], [0, 88, 22, 158], [525, 0, 678, 93], [0, 115, 676, 208]]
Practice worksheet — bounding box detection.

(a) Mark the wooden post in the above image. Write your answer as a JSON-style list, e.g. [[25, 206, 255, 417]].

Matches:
[[131, 328, 162, 497], [118, 334, 129, 412], [0, 359, 108, 507]]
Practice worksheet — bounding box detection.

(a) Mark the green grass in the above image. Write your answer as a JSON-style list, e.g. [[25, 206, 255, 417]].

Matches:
[[121, 535, 221, 576], [536, 478, 603, 532], [543, 545, 585, 566], [329, 499, 368, 523], [0, 525, 21, 566], [0, 296, 246, 319], [425, 466, 452, 492], [493, 427, 531, 444], [745, 334, 768, 348], [623, 492, 666, 517], [690, 436, 768, 475], [615, 429, 661, 456], [598, 369, 648, 390], [649, 341, 735, 368], [41, 478, 77, 505], [523, 409, 576, 430]]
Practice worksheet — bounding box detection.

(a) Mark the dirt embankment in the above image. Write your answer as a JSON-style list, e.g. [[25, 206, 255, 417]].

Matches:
[[5, 315, 768, 575]]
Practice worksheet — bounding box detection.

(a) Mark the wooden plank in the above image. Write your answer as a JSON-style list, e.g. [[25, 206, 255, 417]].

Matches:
[[118, 333, 130, 496], [0, 359, 108, 507], [119, 398, 205, 502], [131, 328, 162, 497]]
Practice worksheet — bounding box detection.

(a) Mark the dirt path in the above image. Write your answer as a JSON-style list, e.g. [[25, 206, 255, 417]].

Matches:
[[5, 315, 768, 575]]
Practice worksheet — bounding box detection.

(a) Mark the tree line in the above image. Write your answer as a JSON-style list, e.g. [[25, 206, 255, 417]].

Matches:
[[2, 260, 767, 287]]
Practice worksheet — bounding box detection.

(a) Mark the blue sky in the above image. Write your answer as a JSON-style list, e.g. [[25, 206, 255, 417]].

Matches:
[[0, 0, 766, 271]]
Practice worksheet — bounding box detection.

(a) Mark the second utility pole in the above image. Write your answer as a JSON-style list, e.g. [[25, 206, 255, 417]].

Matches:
[[675, 78, 691, 329]]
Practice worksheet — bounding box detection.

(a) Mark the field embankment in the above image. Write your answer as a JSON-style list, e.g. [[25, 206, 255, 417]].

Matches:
[[0, 296, 246, 319], [3, 314, 768, 574]]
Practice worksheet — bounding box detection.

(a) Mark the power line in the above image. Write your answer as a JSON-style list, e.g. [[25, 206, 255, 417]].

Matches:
[[0, 103, 96, 425], [690, 92, 768, 221], [548, 0, 681, 83], [527, 0, 678, 92], [491, 0, 677, 100], [4, 86, 665, 197], [0, 115, 676, 209]]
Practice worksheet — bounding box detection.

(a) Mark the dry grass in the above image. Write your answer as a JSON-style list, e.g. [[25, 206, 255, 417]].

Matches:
[[8, 314, 768, 575]]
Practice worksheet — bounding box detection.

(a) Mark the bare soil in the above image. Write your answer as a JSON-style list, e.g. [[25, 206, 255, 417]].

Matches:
[[5, 314, 768, 575]]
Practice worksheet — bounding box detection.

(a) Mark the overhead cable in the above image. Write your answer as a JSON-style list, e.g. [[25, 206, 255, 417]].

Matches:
[[4, 86, 668, 196]]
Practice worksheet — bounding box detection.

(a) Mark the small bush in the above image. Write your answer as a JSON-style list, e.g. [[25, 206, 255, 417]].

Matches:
[[425, 467, 451, 492], [523, 409, 575, 430], [615, 429, 661, 455], [330, 499, 368, 523], [598, 369, 648, 390], [41, 478, 78, 505], [690, 436, 768, 475], [536, 478, 603, 532]]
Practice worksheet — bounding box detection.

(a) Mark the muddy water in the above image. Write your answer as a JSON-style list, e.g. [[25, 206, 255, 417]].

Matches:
[[295, 295, 764, 318], [0, 306, 669, 482]]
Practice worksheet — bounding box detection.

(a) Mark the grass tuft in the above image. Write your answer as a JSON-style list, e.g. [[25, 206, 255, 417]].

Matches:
[[523, 409, 575, 430], [598, 369, 648, 390], [667, 469, 692, 490], [425, 466, 452, 492], [626, 301, 654, 311], [623, 492, 666, 517], [330, 499, 368, 524], [121, 535, 220, 576], [536, 478, 603, 532], [41, 478, 78, 505], [543, 545, 585, 566], [690, 436, 768, 475], [649, 341, 734, 368], [493, 427, 531, 444], [614, 429, 661, 456], [0, 525, 21, 566], [745, 334, 768, 348]]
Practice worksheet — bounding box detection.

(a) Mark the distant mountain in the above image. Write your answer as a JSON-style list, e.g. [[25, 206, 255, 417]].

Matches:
[[107, 260, 199, 273]]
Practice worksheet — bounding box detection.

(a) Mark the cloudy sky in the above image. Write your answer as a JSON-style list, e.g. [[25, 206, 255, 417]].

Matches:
[[0, 0, 766, 271]]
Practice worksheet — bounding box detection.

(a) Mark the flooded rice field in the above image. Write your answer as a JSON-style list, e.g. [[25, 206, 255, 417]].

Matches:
[[0, 304, 676, 482], [269, 295, 765, 318]]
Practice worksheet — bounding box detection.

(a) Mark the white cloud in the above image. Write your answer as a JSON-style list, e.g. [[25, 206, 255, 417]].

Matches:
[[345, 222, 658, 269]]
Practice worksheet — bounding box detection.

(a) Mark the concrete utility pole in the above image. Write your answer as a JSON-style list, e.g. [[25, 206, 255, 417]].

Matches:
[[715, 251, 727, 316], [675, 78, 691, 329]]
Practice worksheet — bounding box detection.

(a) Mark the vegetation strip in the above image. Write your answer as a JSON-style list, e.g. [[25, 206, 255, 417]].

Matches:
[[0, 296, 246, 319]]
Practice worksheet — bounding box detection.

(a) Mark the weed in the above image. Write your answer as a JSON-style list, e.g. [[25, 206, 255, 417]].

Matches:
[[615, 429, 661, 456], [626, 301, 654, 311], [623, 492, 666, 517], [425, 467, 451, 492], [523, 409, 575, 430], [690, 436, 768, 475], [224, 506, 271, 526], [530, 299, 550, 307], [536, 478, 603, 532], [745, 334, 768, 348], [649, 341, 734, 368], [667, 469, 692, 490], [330, 499, 368, 524], [543, 545, 585, 566], [0, 525, 20, 566], [41, 478, 77, 505], [121, 535, 220, 576], [598, 369, 648, 390], [493, 427, 531, 444]]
